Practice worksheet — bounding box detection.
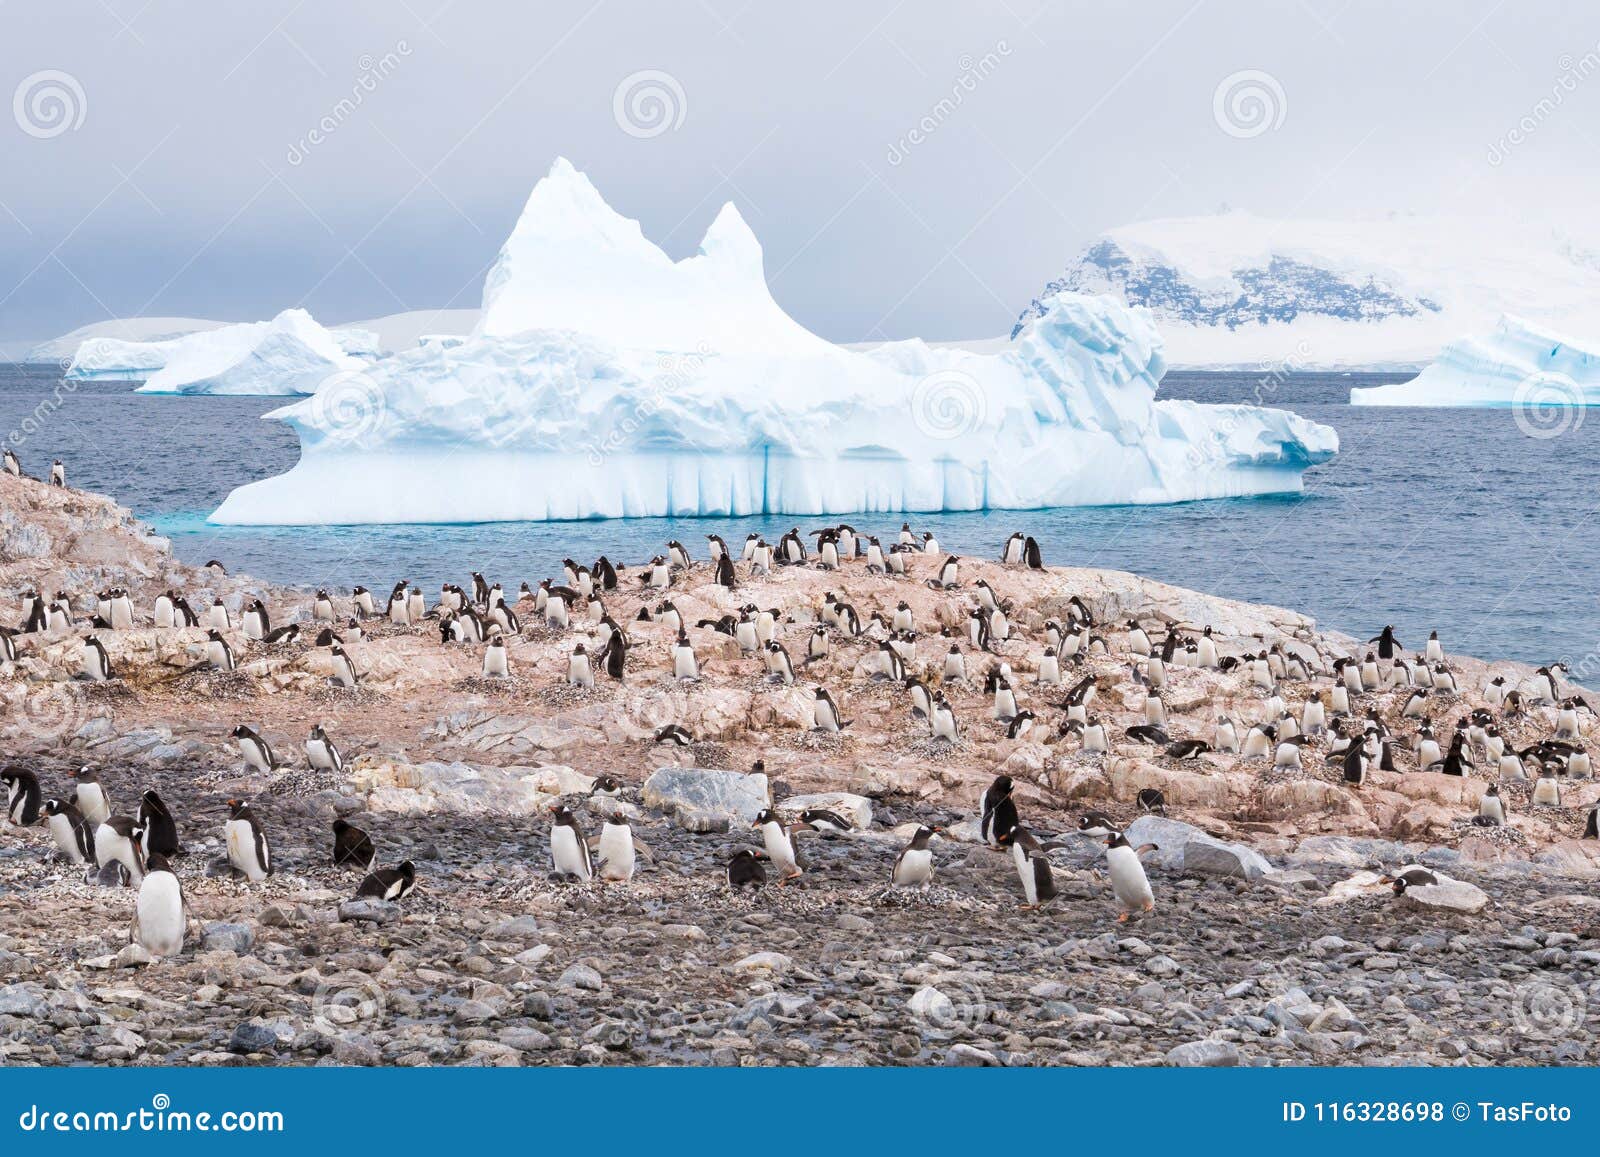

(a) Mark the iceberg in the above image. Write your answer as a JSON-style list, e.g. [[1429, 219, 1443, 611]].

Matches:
[[1349, 315, 1600, 409], [66, 310, 377, 391], [209, 160, 1337, 526]]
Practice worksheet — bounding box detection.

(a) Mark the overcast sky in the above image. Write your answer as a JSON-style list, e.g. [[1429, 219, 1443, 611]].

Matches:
[[3, 0, 1598, 346]]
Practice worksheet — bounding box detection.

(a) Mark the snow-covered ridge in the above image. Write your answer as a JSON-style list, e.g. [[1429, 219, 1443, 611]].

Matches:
[[210, 159, 1335, 526], [1015, 212, 1600, 370], [1350, 315, 1600, 408]]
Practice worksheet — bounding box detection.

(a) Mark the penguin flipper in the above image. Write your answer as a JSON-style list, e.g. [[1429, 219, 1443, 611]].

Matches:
[[1135, 843, 1160, 856]]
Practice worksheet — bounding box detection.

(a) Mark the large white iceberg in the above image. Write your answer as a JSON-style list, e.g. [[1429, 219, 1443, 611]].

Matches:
[[66, 309, 377, 391], [1350, 315, 1600, 408], [209, 160, 1337, 526]]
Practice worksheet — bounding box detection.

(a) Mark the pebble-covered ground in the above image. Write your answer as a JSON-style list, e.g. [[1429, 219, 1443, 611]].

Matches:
[[0, 473, 1598, 1067]]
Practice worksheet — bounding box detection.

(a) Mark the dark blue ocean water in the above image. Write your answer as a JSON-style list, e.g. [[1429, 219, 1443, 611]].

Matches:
[[0, 364, 1593, 666]]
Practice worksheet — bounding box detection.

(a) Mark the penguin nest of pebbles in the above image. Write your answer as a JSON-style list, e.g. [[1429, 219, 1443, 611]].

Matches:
[[1449, 818, 1529, 849], [304, 684, 384, 706], [79, 679, 136, 702], [903, 736, 965, 761], [264, 766, 343, 797], [452, 674, 524, 695], [172, 670, 255, 700], [784, 729, 851, 753], [687, 741, 731, 768], [536, 682, 613, 708]]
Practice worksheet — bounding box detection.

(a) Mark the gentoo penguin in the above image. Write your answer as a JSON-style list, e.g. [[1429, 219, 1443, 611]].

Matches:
[[1166, 739, 1211, 760], [1007, 823, 1057, 909], [1135, 788, 1167, 814], [1212, 716, 1240, 754], [654, 723, 693, 747], [1301, 697, 1327, 736], [1023, 536, 1044, 570], [672, 629, 699, 681], [726, 848, 767, 889], [332, 818, 375, 868], [48, 594, 72, 633], [992, 677, 1018, 722], [133, 853, 186, 957], [206, 629, 236, 672], [595, 814, 639, 883], [0, 626, 14, 664], [812, 687, 848, 732], [930, 694, 960, 742], [94, 815, 145, 885], [754, 809, 803, 882], [1585, 807, 1600, 840], [356, 860, 416, 901], [208, 599, 230, 633], [137, 789, 180, 857], [1341, 741, 1367, 786], [943, 645, 967, 683], [264, 623, 300, 645], [171, 596, 199, 628], [1104, 831, 1157, 921], [1002, 532, 1026, 565], [1389, 867, 1439, 896], [73, 767, 111, 826], [104, 588, 134, 630], [330, 645, 360, 688], [935, 556, 959, 589], [567, 643, 594, 688], [1369, 625, 1401, 660], [81, 635, 112, 681], [796, 807, 853, 835], [306, 724, 344, 772], [979, 775, 1018, 847], [1479, 783, 1506, 826], [1037, 647, 1061, 686], [766, 640, 796, 685], [706, 533, 729, 563], [241, 599, 269, 641], [482, 633, 509, 678], [43, 798, 91, 863], [50, 459, 65, 487], [2, 448, 18, 475], [1532, 766, 1563, 807], [890, 825, 940, 889], [1079, 715, 1109, 753], [231, 725, 279, 774], [225, 799, 272, 881], [353, 586, 376, 618], [1006, 709, 1038, 739], [406, 587, 425, 623], [548, 804, 593, 880], [2, 766, 41, 826], [313, 590, 335, 622], [1078, 810, 1118, 837]]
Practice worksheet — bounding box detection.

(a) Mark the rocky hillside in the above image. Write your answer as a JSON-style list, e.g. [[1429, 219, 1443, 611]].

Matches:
[[0, 471, 1596, 1068]]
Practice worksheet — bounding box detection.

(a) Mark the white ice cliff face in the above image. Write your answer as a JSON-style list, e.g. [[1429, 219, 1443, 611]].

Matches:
[[66, 310, 377, 392], [1349, 315, 1600, 408], [209, 160, 1337, 526]]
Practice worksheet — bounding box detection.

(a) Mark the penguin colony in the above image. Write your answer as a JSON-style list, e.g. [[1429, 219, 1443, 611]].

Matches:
[[1, 469, 1594, 953]]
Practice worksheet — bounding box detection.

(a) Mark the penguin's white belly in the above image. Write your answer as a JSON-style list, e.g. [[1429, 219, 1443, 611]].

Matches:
[[95, 827, 141, 881], [762, 825, 798, 872], [49, 814, 85, 863], [596, 825, 636, 882], [136, 873, 185, 956], [225, 819, 268, 880], [1533, 779, 1562, 806], [483, 648, 508, 677], [1011, 843, 1038, 905], [78, 787, 109, 826], [551, 826, 590, 878], [894, 848, 932, 886], [306, 741, 334, 770], [1106, 845, 1154, 911]]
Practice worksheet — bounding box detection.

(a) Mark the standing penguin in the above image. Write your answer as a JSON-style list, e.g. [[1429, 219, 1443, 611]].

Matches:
[[231, 725, 280, 774], [224, 799, 273, 881], [208, 599, 231, 633], [50, 459, 65, 487], [43, 798, 92, 863], [1007, 823, 1057, 910], [241, 599, 269, 641], [356, 860, 417, 901], [73, 766, 111, 826], [94, 815, 145, 885], [754, 808, 803, 882], [979, 774, 1018, 847], [306, 724, 344, 772], [1, 766, 41, 826], [567, 643, 594, 688], [1479, 783, 1507, 826], [672, 629, 699, 681], [3, 448, 19, 476], [206, 629, 236, 672], [1104, 831, 1158, 922], [137, 790, 180, 857], [81, 635, 113, 681], [548, 804, 593, 880], [595, 813, 639, 883], [812, 687, 849, 732], [891, 825, 941, 889], [482, 633, 509, 678], [132, 853, 186, 957], [329, 645, 360, 688]]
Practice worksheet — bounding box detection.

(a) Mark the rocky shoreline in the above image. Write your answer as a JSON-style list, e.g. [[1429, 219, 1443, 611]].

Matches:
[[0, 472, 1597, 1067]]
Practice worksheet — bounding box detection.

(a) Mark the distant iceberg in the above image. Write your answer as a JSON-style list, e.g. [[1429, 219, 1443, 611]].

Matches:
[[66, 309, 377, 392], [209, 159, 1337, 526], [1349, 315, 1600, 408]]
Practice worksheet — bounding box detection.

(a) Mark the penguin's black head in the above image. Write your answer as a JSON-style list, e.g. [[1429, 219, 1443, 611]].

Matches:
[[146, 852, 174, 874], [75, 766, 97, 783], [589, 774, 622, 795], [990, 774, 1014, 797], [333, 819, 351, 834], [753, 809, 778, 827], [750, 759, 765, 773], [549, 804, 575, 824], [43, 798, 68, 817], [396, 860, 416, 880], [227, 799, 248, 817]]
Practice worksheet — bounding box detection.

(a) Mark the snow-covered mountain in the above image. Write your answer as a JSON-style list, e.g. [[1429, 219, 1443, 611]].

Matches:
[[1013, 213, 1600, 370], [211, 159, 1336, 526], [24, 317, 229, 367]]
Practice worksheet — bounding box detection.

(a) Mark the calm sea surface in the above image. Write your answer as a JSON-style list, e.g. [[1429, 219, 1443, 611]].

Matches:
[[0, 364, 1593, 666]]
